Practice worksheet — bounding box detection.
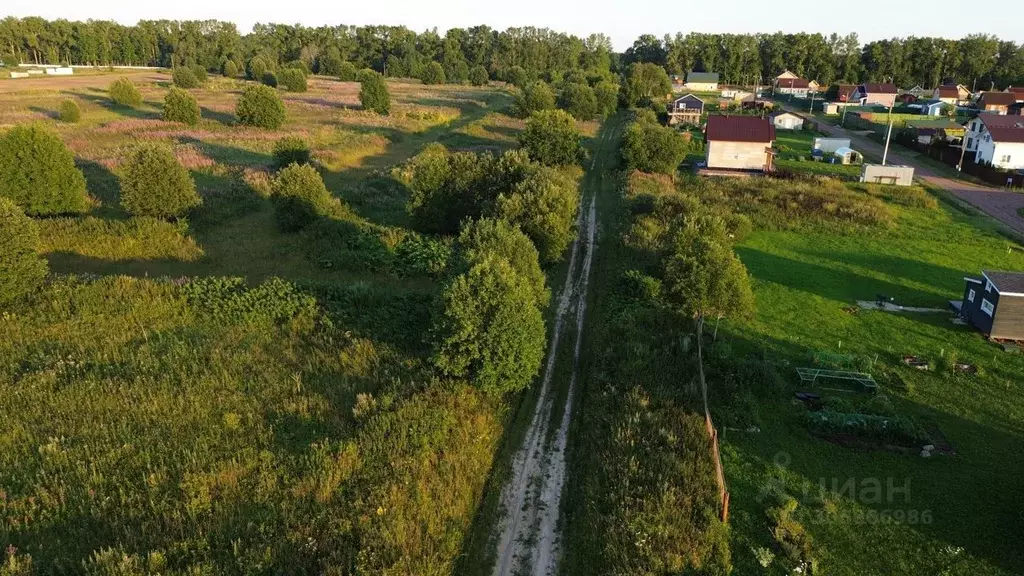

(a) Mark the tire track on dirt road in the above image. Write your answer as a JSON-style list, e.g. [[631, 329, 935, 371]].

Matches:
[[490, 121, 617, 576]]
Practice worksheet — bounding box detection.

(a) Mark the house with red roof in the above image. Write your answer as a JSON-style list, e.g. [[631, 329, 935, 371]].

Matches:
[[704, 115, 776, 172], [978, 91, 1018, 115], [963, 115, 1024, 170]]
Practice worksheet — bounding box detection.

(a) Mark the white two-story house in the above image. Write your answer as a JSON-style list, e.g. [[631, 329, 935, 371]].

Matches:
[[963, 115, 1024, 170]]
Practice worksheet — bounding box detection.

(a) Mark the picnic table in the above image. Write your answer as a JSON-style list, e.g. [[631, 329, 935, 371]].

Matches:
[[796, 367, 878, 392]]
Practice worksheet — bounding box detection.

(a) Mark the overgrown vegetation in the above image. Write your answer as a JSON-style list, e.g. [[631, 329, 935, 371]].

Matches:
[[359, 71, 391, 115], [236, 83, 286, 128], [273, 135, 312, 168], [0, 198, 48, 306], [108, 76, 142, 107], [0, 123, 89, 215], [162, 87, 201, 125], [119, 143, 201, 219], [279, 67, 308, 92], [58, 98, 81, 123], [518, 109, 585, 166]]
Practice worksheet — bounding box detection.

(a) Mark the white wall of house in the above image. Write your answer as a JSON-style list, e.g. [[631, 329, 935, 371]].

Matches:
[[778, 87, 809, 97], [706, 140, 770, 171], [975, 140, 1024, 169], [773, 115, 804, 130], [863, 94, 896, 108], [685, 81, 718, 91]]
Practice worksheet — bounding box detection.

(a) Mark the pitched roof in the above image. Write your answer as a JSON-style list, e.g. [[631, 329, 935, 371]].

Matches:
[[674, 93, 705, 103], [1006, 86, 1024, 95], [860, 83, 897, 94], [983, 271, 1024, 295], [936, 86, 960, 98], [778, 78, 810, 89], [980, 91, 1018, 106], [769, 111, 801, 120], [978, 115, 1024, 143], [687, 71, 720, 83], [705, 115, 775, 143]]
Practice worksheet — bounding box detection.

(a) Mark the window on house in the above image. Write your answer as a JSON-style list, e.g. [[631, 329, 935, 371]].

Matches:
[[968, 288, 976, 302], [981, 299, 994, 316], [967, 138, 974, 149], [1001, 154, 1012, 163], [986, 279, 993, 292]]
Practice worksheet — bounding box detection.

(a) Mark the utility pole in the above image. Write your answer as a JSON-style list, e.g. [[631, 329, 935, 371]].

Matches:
[[809, 90, 816, 114], [881, 93, 896, 166], [957, 131, 969, 172]]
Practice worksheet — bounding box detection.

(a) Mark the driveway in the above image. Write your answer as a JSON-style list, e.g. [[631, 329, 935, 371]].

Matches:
[[784, 104, 1024, 236]]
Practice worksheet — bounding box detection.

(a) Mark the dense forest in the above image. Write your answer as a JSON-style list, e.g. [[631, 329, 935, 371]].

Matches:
[[3, 17, 1024, 90]]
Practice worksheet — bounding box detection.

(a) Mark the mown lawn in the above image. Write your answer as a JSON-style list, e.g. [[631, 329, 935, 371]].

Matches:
[[721, 189, 1024, 574]]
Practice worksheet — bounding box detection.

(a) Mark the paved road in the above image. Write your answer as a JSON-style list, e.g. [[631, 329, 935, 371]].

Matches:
[[785, 105, 1024, 235]]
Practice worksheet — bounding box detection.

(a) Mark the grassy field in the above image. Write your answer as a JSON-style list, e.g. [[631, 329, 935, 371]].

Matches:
[[0, 71, 557, 574], [712, 177, 1024, 574], [774, 129, 863, 180]]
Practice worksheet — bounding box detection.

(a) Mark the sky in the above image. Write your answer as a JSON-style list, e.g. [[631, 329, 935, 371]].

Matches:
[[5, 0, 1020, 51]]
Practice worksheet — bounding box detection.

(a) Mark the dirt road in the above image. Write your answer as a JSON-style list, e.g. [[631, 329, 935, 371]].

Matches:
[[785, 104, 1024, 235], [490, 119, 618, 576], [0, 70, 166, 94]]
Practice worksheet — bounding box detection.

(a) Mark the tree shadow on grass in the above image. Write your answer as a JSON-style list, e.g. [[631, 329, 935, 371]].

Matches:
[[735, 246, 949, 306], [27, 105, 59, 119], [802, 248, 980, 296], [77, 158, 124, 219], [68, 90, 162, 120], [199, 106, 235, 125], [177, 136, 273, 168]]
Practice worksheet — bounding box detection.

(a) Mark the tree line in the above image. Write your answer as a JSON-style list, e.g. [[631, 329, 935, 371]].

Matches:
[[0, 17, 614, 83], [625, 32, 1024, 91]]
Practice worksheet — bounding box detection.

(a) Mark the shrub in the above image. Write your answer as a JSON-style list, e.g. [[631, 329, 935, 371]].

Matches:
[[360, 72, 391, 115], [594, 80, 619, 117], [279, 68, 308, 92], [446, 61, 469, 84], [261, 71, 278, 87], [271, 163, 337, 232], [236, 84, 286, 129], [108, 77, 142, 107], [172, 66, 200, 88], [191, 65, 208, 83], [457, 218, 549, 308], [432, 256, 547, 395], [223, 60, 239, 77], [119, 143, 201, 219], [519, 109, 584, 166], [356, 68, 378, 83], [273, 136, 311, 168], [58, 99, 81, 123], [506, 65, 529, 89], [162, 87, 201, 125], [621, 62, 672, 107], [496, 166, 580, 263], [558, 82, 598, 120], [514, 81, 556, 118], [621, 118, 689, 174], [421, 61, 446, 85], [0, 124, 88, 215], [284, 59, 310, 75], [0, 198, 48, 306], [247, 56, 269, 81], [469, 65, 489, 87], [319, 47, 343, 75], [338, 61, 358, 81]]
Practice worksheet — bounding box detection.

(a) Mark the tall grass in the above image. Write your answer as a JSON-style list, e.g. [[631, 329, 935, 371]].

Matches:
[[0, 275, 502, 574]]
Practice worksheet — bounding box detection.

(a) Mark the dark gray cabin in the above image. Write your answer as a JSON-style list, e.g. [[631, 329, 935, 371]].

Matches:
[[960, 271, 1024, 340]]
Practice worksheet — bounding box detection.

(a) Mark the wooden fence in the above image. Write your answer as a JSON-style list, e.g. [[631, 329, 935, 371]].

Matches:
[[920, 144, 1024, 188], [705, 412, 730, 522]]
